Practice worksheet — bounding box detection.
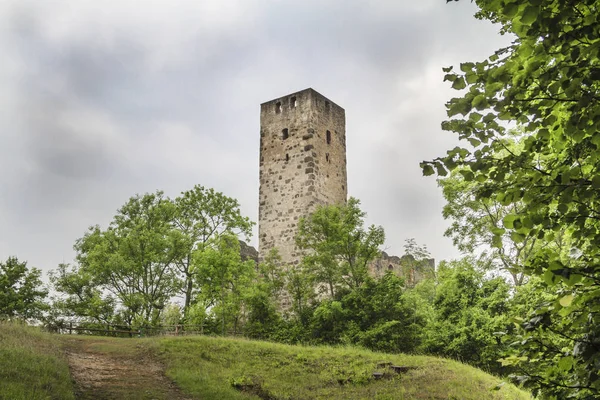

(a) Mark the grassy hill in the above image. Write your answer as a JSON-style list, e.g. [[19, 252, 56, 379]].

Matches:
[[0, 322, 74, 400], [156, 336, 531, 400], [0, 323, 531, 400]]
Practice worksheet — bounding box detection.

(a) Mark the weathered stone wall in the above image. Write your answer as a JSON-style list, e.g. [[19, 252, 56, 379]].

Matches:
[[258, 88, 347, 266], [368, 252, 435, 287], [239, 240, 259, 264]]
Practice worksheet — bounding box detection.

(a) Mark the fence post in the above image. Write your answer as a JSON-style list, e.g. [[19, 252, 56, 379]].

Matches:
[[69, 322, 72, 335]]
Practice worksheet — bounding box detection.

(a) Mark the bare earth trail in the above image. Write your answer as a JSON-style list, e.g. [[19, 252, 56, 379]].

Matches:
[[62, 336, 193, 400]]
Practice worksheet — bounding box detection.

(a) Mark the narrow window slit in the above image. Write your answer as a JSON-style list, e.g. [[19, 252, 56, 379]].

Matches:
[[282, 128, 289, 140], [275, 102, 282, 114], [326, 130, 331, 145]]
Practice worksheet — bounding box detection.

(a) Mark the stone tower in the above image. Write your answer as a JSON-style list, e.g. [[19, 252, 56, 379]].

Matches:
[[259, 88, 347, 265]]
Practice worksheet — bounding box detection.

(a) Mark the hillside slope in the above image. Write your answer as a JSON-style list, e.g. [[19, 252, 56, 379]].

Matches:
[[0, 323, 532, 400], [156, 335, 531, 400]]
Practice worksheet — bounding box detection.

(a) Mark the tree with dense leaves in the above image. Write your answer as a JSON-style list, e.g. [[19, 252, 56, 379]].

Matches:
[[309, 272, 422, 353], [441, 168, 557, 287], [193, 234, 255, 335], [423, 1, 600, 397], [73, 191, 182, 327], [418, 258, 511, 375], [50, 263, 116, 325], [172, 185, 253, 318], [296, 197, 385, 298], [0, 257, 48, 320]]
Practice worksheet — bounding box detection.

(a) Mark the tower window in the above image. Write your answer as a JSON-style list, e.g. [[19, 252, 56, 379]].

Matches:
[[290, 96, 297, 108], [275, 102, 282, 114], [326, 130, 331, 145], [326, 153, 330, 163], [286, 153, 290, 162], [282, 128, 289, 140], [388, 264, 394, 271]]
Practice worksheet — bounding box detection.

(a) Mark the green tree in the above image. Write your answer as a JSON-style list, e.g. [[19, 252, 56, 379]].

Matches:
[[194, 234, 255, 335], [284, 262, 316, 323], [424, 1, 600, 396], [419, 258, 511, 375], [0, 257, 48, 320], [309, 273, 422, 353], [49, 263, 116, 325], [257, 248, 287, 300], [441, 170, 535, 286], [73, 191, 181, 327], [172, 185, 253, 318], [296, 197, 385, 297]]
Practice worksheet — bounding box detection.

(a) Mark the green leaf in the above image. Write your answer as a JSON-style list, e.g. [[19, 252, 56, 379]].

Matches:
[[504, 3, 519, 18], [452, 77, 467, 90], [520, 6, 539, 25], [592, 175, 600, 189], [503, 214, 517, 229], [466, 72, 478, 84], [559, 294, 574, 307], [435, 163, 448, 177], [472, 95, 487, 110], [491, 227, 506, 235], [510, 231, 525, 243], [566, 274, 583, 286], [460, 170, 475, 181], [558, 356, 574, 372], [543, 269, 556, 285], [422, 164, 435, 176], [460, 62, 474, 73]]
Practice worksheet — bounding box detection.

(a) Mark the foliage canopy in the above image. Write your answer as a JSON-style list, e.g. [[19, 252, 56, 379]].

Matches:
[[0, 257, 48, 320], [424, 0, 600, 397]]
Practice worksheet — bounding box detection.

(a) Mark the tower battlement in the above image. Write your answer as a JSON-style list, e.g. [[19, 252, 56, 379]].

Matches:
[[258, 89, 348, 265]]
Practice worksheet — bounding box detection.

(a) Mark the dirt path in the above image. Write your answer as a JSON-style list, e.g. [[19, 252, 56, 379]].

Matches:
[[63, 337, 193, 400]]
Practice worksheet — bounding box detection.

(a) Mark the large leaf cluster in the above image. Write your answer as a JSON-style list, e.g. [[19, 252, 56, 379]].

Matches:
[[0, 257, 48, 320], [425, 0, 600, 397], [52, 186, 254, 328], [418, 258, 511, 375], [295, 197, 385, 297]]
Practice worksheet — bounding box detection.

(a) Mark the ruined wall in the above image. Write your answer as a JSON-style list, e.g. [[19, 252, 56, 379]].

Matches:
[[369, 252, 435, 287], [258, 88, 347, 266]]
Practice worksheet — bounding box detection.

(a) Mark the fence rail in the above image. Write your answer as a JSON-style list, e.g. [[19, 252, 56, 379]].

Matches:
[[47, 321, 215, 338]]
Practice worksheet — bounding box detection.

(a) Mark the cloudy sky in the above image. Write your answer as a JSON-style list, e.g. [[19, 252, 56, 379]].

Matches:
[[0, 0, 512, 277]]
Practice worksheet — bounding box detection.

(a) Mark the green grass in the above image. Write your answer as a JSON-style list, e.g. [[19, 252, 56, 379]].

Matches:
[[0, 322, 75, 400], [155, 335, 532, 400], [0, 323, 533, 400]]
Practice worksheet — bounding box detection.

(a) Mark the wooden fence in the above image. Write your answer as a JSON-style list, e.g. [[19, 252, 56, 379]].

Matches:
[[47, 321, 212, 338]]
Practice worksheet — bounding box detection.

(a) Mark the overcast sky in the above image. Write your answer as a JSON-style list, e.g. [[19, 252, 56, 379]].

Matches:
[[0, 0, 512, 277]]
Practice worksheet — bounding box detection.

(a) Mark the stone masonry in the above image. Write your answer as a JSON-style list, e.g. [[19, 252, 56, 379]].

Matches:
[[258, 88, 348, 265], [368, 252, 435, 288], [256, 88, 434, 292]]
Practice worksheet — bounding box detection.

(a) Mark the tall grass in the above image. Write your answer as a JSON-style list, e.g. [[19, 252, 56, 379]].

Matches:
[[0, 322, 74, 400]]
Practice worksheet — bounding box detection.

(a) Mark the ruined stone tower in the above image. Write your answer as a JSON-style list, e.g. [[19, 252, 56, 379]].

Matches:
[[258, 88, 347, 265]]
